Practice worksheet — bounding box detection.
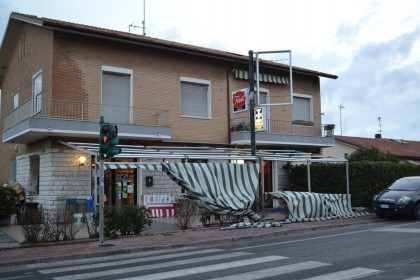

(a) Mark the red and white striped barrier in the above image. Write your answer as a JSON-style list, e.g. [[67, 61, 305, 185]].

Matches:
[[146, 203, 177, 217]]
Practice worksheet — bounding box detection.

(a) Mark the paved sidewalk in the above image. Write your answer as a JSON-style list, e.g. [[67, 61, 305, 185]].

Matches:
[[0, 214, 378, 268]]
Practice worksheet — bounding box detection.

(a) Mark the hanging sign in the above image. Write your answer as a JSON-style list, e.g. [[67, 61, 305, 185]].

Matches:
[[232, 88, 249, 113], [255, 107, 264, 132]]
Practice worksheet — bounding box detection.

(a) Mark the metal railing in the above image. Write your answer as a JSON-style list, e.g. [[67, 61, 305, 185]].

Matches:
[[230, 117, 331, 137], [3, 98, 170, 131]]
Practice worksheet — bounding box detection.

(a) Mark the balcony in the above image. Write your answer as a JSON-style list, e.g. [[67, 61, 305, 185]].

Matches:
[[2, 98, 171, 144], [230, 118, 335, 148]]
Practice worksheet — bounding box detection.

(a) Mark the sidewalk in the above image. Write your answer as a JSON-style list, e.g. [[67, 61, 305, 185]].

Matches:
[[0, 213, 377, 268]]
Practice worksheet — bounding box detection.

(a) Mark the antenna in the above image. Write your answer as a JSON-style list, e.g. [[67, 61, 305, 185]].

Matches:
[[142, 0, 146, 36], [378, 117, 382, 134], [128, 0, 146, 35], [339, 104, 345, 136]]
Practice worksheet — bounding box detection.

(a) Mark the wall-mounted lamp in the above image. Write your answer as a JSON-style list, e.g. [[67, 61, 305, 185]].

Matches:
[[78, 156, 87, 166]]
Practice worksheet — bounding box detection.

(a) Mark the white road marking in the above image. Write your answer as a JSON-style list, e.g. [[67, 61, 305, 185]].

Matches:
[[52, 252, 257, 280], [301, 267, 380, 280], [207, 261, 330, 280]]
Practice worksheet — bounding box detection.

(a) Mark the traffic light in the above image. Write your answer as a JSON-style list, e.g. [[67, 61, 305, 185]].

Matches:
[[107, 123, 121, 157], [99, 121, 110, 159]]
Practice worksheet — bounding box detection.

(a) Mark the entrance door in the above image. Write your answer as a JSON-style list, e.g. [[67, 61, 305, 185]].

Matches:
[[104, 159, 137, 206]]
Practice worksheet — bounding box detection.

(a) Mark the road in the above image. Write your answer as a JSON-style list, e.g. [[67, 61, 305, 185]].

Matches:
[[1, 218, 420, 280]]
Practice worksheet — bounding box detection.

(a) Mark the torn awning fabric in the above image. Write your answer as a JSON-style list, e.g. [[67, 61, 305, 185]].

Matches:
[[161, 162, 261, 220]]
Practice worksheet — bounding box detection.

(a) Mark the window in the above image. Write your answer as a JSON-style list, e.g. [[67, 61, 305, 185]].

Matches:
[[29, 155, 40, 194], [102, 66, 132, 124], [32, 71, 42, 113], [292, 94, 313, 125], [12, 90, 19, 110], [180, 77, 211, 118]]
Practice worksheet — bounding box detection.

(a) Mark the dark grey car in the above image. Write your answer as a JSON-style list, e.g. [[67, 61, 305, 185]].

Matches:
[[373, 176, 420, 220]]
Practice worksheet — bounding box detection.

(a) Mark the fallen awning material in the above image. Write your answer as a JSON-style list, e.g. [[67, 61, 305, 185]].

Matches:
[[268, 191, 368, 222], [161, 162, 261, 221]]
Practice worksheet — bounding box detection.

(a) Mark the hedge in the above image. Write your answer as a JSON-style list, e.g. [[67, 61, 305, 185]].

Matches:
[[288, 162, 420, 208]]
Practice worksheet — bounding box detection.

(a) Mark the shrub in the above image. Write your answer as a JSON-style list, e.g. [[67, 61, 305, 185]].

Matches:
[[103, 205, 152, 238], [0, 186, 18, 219], [176, 199, 198, 230]]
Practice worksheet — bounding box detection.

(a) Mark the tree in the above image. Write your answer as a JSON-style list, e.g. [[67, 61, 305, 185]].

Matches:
[[348, 147, 399, 163]]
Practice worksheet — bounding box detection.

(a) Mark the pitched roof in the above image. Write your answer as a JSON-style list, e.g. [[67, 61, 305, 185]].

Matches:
[[335, 136, 420, 159], [0, 12, 338, 86]]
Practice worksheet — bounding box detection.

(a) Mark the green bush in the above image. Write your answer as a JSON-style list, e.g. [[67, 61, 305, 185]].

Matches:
[[103, 205, 151, 238], [289, 162, 420, 208], [0, 186, 18, 218]]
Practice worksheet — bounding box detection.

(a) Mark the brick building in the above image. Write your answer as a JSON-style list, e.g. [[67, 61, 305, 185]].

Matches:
[[0, 13, 337, 211]]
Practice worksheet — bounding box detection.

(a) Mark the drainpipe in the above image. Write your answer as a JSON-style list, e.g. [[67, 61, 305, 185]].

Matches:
[[226, 67, 234, 145]]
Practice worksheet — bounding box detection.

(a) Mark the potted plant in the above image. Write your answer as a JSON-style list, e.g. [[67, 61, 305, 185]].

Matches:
[[0, 185, 18, 226]]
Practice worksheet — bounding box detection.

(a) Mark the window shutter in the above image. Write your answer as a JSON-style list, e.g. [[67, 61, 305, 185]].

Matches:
[[293, 96, 310, 121], [181, 82, 209, 118]]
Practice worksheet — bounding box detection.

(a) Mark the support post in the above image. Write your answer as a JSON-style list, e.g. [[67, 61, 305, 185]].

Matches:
[[306, 159, 311, 192], [99, 158, 105, 243], [248, 50, 256, 156], [346, 160, 350, 194]]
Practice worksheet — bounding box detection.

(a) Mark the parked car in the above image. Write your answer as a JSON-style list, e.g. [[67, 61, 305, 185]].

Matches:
[[373, 176, 420, 219]]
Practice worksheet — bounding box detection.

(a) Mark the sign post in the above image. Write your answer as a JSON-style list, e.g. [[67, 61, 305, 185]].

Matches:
[[248, 50, 256, 157]]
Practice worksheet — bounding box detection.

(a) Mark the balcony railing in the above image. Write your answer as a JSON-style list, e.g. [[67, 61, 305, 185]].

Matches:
[[3, 98, 170, 131], [230, 117, 332, 137]]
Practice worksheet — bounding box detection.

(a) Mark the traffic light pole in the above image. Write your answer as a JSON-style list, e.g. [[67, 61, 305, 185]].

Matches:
[[98, 158, 105, 243]]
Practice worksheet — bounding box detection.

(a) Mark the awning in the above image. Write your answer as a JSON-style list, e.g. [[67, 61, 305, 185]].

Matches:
[[233, 69, 289, 85], [162, 162, 261, 221], [103, 162, 162, 171]]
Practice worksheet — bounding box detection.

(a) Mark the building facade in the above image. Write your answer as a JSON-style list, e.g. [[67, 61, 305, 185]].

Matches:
[[0, 13, 337, 211]]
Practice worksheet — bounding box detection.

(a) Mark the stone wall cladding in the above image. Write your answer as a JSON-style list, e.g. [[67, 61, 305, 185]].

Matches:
[[16, 148, 91, 211]]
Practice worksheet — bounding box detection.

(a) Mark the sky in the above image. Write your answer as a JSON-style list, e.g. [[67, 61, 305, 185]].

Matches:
[[1, 0, 419, 140]]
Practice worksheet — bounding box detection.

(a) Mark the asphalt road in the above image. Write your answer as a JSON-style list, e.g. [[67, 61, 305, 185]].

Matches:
[[1, 218, 420, 280]]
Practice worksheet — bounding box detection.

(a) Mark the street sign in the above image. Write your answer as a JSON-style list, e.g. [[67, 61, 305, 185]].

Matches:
[[255, 107, 264, 132]]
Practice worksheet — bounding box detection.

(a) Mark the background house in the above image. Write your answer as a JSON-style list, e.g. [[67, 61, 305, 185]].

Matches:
[[322, 135, 420, 164], [0, 13, 337, 211]]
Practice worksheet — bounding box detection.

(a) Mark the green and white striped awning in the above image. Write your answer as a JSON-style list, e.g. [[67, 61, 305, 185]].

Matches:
[[162, 162, 261, 221], [268, 191, 362, 222], [103, 162, 162, 171]]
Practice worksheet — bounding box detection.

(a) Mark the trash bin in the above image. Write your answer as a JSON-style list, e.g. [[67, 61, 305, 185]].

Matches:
[[86, 197, 94, 213]]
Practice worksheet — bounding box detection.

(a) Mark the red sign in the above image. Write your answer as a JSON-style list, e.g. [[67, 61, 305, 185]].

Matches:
[[232, 90, 247, 112]]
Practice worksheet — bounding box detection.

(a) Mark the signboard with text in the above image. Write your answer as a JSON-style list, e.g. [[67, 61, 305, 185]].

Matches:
[[255, 107, 264, 132], [232, 88, 249, 113]]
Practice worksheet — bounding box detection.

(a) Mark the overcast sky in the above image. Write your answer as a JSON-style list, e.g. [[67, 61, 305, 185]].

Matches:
[[1, 0, 419, 140]]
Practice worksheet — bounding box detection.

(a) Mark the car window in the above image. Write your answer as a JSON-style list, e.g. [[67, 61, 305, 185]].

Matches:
[[388, 179, 420, 191]]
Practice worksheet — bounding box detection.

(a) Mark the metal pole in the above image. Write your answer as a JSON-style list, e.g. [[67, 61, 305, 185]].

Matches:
[[99, 158, 105, 243], [93, 155, 98, 207], [346, 160, 350, 195], [306, 159, 311, 192], [249, 50, 256, 156]]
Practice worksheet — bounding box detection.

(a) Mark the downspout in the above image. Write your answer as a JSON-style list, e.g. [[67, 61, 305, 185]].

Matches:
[[226, 68, 234, 145]]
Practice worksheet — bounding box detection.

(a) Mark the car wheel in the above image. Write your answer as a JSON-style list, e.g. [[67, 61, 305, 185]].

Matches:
[[413, 203, 420, 220], [375, 212, 385, 218]]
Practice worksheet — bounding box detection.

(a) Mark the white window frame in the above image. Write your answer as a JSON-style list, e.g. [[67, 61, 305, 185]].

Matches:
[[101, 65, 133, 123], [292, 93, 313, 123], [32, 70, 42, 114], [12, 89, 19, 110], [180, 77, 211, 119]]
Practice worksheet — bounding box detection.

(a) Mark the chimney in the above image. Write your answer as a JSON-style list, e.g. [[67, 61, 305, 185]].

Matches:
[[375, 134, 382, 139]]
